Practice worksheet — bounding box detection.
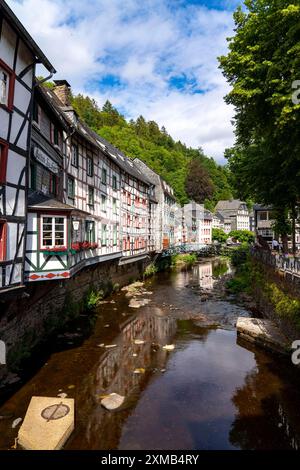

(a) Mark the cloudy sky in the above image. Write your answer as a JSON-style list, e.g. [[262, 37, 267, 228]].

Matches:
[[8, 0, 243, 163]]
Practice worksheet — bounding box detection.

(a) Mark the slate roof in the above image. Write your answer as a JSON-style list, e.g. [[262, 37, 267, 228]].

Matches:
[[215, 199, 247, 212], [28, 190, 74, 211], [40, 86, 152, 186], [253, 204, 273, 211]]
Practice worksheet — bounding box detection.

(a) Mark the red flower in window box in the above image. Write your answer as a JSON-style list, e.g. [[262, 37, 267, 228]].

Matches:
[[71, 242, 81, 252], [46, 246, 67, 252], [90, 242, 98, 250], [81, 241, 92, 250]]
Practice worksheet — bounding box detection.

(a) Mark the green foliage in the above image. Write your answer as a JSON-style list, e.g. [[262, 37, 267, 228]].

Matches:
[[185, 158, 214, 203], [70, 94, 233, 206], [230, 245, 250, 267], [229, 230, 255, 244], [219, 0, 300, 237], [84, 287, 104, 310], [143, 263, 158, 278], [212, 228, 228, 243], [266, 283, 300, 328], [172, 253, 197, 266]]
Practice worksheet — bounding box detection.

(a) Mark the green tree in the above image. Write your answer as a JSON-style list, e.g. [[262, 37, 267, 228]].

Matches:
[[212, 228, 228, 243], [185, 158, 214, 203], [219, 0, 300, 252], [229, 230, 255, 244], [69, 92, 233, 205]]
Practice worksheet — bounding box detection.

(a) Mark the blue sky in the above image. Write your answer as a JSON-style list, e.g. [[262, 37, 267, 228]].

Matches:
[[8, 0, 244, 162]]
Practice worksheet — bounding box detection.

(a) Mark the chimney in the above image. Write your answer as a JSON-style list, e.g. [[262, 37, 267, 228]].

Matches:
[[53, 80, 71, 106]]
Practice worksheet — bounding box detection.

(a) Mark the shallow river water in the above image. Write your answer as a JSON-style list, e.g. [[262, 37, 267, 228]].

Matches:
[[1, 258, 300, 450]]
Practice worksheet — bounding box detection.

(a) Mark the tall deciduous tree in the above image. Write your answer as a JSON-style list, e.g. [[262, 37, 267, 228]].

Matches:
[[185, 159, 214, 203], [219, 0, 300, 252]]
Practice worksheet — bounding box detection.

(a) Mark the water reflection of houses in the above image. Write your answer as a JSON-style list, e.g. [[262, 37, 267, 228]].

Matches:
[[95, 313, 176, 395], [74, 313, 177, 449], [191, 262, 213, 290]]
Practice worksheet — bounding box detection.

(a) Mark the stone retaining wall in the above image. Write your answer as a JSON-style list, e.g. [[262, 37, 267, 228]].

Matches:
[[0, 255, 152, 379]]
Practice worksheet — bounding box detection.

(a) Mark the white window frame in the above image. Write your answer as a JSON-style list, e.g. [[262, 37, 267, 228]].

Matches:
[[0, 68, 9, 107], [41, 215, 67, 249]]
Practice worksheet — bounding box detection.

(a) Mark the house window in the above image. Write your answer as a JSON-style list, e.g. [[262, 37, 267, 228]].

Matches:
[[88, 186, 94, 206], [259, 212, 268, 221], [0, 141, 8, 184], [101, 194, 107, 212], [30, 163, 36, 190], [41, 216, 66, 248], [101, 224, 107, 246], [71, 145, 79, 168], [67, 176, 75, 199], [113, 225, 117, 246], [0, 62, 14, 110], [0, 221, 7, 261], [50, 174, 57, 196], [112, 175, 117, 190], [112, 197, 117, 214], [53, 126, 60, 146], [33, 100, 40, 125], [87, 157, 93, 177], [102, 168, 107, 185], [85, 220, 95, 243]]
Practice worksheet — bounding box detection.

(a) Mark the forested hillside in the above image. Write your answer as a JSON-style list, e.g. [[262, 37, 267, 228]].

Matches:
[[71, 94, 233, 208]]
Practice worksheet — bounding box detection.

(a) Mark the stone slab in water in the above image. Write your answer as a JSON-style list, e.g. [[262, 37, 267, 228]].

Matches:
[[18, 396, 74, 450], [236, 317, 291, 355]]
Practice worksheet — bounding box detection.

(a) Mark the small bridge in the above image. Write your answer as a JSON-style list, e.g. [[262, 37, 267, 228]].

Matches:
[[160, 243, 219, 258]]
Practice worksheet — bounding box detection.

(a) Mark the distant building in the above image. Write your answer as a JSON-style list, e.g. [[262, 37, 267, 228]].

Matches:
[[213, 212, 232, 234], [199, 210, 212, 245], [215, 199, 250, 232], [133, 158, 176, 251], [253, 204, 275, 246]]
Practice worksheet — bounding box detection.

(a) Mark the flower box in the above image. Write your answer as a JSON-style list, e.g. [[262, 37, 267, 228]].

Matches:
[[42, 247, 68, 256]]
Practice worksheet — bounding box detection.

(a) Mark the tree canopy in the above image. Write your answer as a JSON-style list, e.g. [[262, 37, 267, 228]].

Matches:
[[219, 0, 300, 240], [70, 94, 233, 206]]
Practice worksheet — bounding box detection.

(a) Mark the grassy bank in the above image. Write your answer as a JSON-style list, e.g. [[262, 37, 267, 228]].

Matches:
[[171, 253, 198, 268]]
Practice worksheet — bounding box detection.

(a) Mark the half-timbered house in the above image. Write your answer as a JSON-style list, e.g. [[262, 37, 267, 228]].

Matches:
[[0, 0, 55, 295], [24, 83, 74, 282]]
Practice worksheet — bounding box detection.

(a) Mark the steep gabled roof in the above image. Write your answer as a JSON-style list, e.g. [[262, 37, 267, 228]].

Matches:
[[0, 0, 55, 73], [215, 199, 247, 212], [42, 86, 152, 186]]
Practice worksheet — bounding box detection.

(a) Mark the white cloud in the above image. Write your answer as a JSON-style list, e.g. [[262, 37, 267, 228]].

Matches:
[[7, 0, 236, 162]]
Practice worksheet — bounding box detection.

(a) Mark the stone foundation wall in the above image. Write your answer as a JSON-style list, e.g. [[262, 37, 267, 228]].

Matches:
[[251, 259, 300, 340], [0, 256, 152, 376]]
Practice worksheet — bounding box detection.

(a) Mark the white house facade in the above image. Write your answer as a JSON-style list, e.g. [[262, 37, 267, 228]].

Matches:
[[0, 0, 55, 294]]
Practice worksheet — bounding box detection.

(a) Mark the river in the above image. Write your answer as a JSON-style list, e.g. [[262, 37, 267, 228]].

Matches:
[[1, 258, 300, 450]]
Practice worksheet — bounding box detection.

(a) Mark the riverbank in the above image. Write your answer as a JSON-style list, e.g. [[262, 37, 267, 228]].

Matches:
[[226, 246, 300, 341], [1, 257, 300, 450]]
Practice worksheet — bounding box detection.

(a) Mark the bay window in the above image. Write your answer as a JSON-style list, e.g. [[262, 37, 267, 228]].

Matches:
[[41, 216, 67, 249]]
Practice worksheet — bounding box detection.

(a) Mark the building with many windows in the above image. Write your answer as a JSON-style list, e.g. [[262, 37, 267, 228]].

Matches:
[[0, 0, 55, 294], [215, 199, 250, 232]]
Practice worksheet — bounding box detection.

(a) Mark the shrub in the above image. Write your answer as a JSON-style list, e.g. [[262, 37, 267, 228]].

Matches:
[[143, 263, 158, 278]]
